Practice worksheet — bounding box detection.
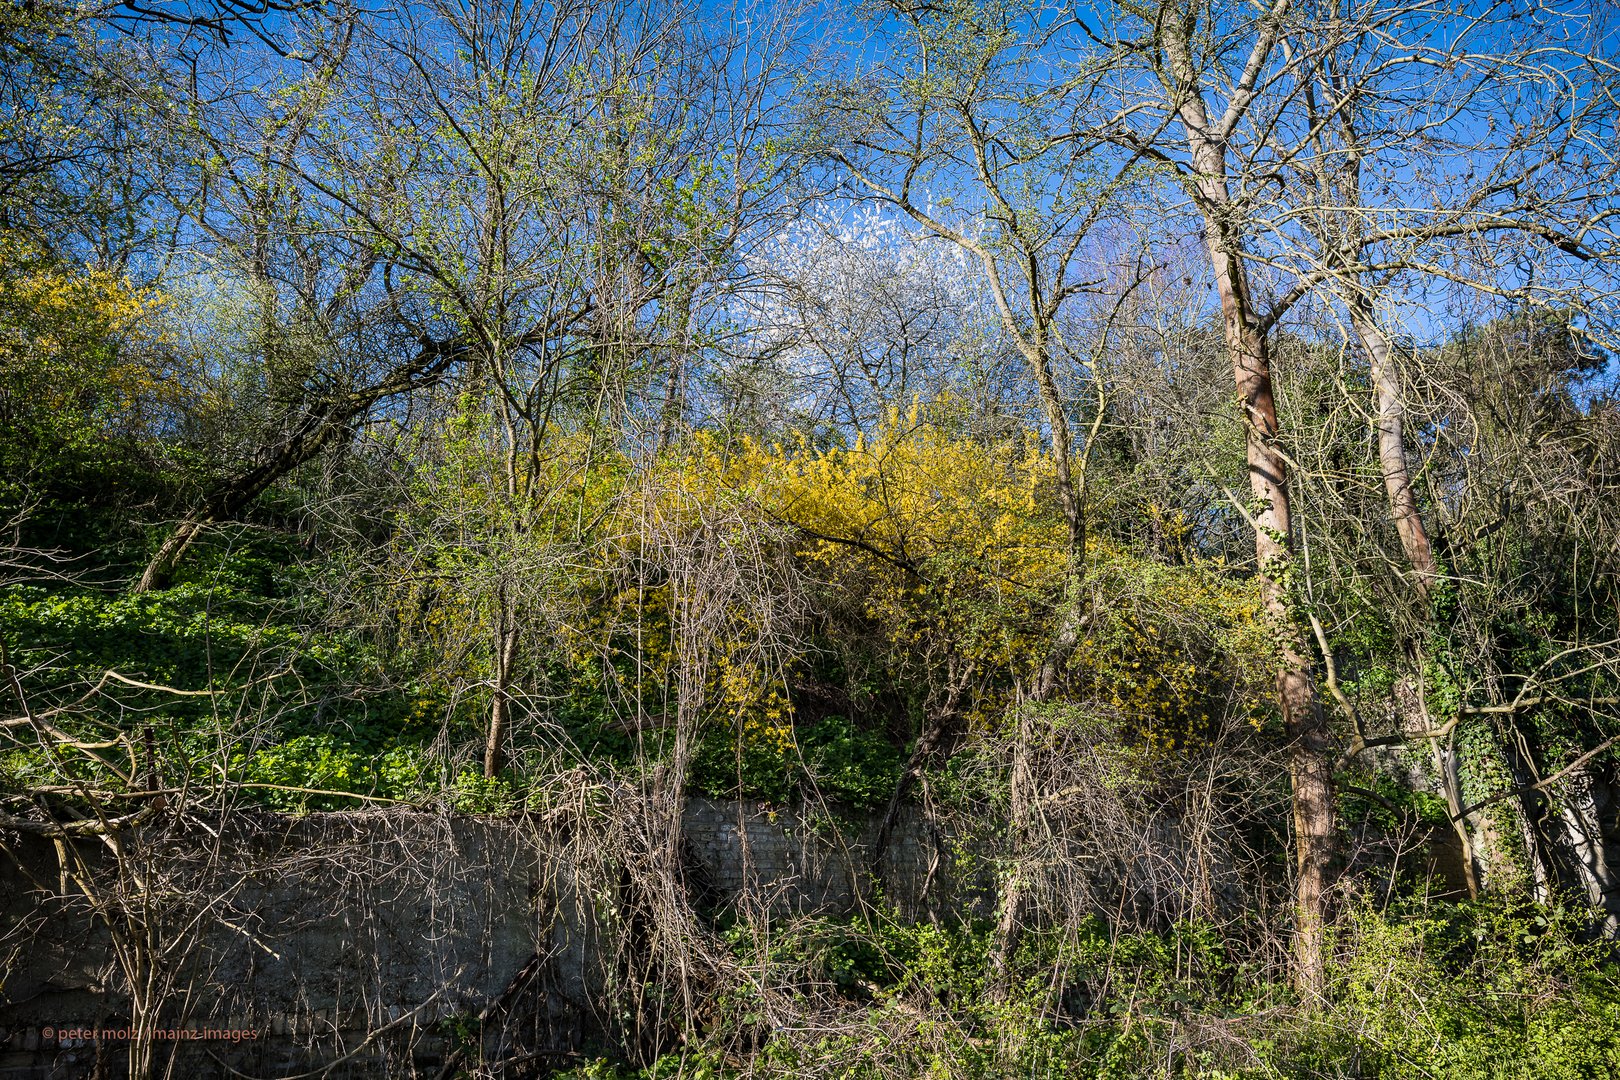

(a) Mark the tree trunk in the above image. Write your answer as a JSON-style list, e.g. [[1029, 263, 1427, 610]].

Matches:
[[1173, 65, 1335, 997], [1344, 298, 1439, 596], [1007, 328, 1088, 698], [484, 609, 521, 778], [1344, 291, 1486, 894], [988, 702, 1033, 1004], [135, 516, 210, 594], [1282, 676, 1334, 997], [1552, 764, 1620, 934], [133, 335, 466, 593], [1203, 257, 1334, 995], [1431, 740, 1482, 898], [1028, 332, 1086, 566], [133, 419, 345, 593]]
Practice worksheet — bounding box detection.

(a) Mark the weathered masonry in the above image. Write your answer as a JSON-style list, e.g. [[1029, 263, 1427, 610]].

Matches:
[[0, 800, 944, 1079]]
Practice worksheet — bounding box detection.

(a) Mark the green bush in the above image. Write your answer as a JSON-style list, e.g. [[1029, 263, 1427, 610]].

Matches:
[[1304, 900, 1620, 1079], [686, 714, 903, 809]]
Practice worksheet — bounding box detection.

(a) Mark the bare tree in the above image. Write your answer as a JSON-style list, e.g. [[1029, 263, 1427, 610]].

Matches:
[[1257, 1, 1620, 908], [1090, 0, 1342, 994]]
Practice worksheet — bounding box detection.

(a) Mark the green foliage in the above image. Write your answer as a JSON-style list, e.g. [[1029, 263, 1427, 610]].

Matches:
[[1295, 901, 1620, 1079], [687, 714, 903, 809], [0, 538, 476, 807], [550, 900, 1620, 1079], [1338, 770, 1451, 834], [550, 1054, 732, 1080], [0, 232, 172, 532], [6, 6, 1620, 1077], [230, 737, 437, 810], [712, 912, 1277, 1080]]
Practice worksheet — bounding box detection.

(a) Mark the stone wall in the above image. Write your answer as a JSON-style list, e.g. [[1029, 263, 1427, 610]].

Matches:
[[0, 801, 942, 1079], [0, 790, 1476, 1079]]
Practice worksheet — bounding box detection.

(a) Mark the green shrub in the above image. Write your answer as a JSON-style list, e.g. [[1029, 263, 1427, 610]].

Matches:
[[1306, 900, 1620, 1079], [687, 714, 903, 809]]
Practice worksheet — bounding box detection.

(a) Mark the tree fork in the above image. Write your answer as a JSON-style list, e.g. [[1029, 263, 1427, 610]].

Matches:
[[1160, 0, 1336, 994]]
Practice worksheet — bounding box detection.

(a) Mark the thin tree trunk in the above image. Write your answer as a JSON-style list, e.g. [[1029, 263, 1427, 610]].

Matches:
[[1341, 288, 1484, 892], [484, 606, 521, 778], [873, 661, 975, 869], [1011, 328, 1089, 698], [1344, 299, 1439, 596], [134, 420, 345, 593], [1431, 733, 1482, 898], [1027, 331, 1085, 565], [655, 283, 696, 453], [135, 517, 210, 594], [133, 334, 466, 593], [1301, 70, 1439, 602], [988, 702, 1033, 1004]]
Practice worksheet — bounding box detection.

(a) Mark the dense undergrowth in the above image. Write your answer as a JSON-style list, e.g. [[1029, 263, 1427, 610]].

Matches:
[[5, 396, 1620, 1075], [6, 10, 1620, 1069], [3, 411, 1620, 1075], [543, 901, 1620, 1080], [0, 534, 910, 812]]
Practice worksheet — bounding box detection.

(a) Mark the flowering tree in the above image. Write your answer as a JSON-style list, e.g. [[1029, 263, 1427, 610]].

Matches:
[[730, 203, 1022, 438]]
